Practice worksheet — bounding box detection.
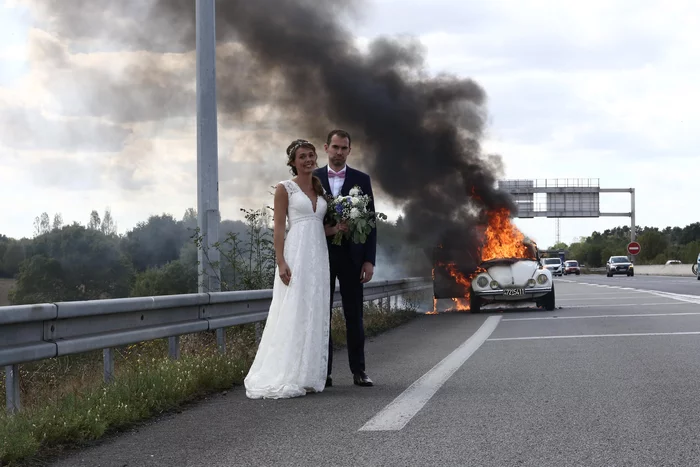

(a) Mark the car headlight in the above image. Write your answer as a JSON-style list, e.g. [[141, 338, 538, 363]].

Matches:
[[527, 278, 536, 287], [536, 274, 548, 284], [490, 280, 499, 289], [476, 276, 488, 288]]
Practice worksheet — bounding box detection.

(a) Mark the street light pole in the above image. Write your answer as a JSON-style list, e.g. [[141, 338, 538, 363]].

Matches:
[[196, 0, 221, 294]]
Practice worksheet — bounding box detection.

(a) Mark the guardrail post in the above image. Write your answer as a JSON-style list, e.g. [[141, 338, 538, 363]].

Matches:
[[216, 328, 226, 353], [103, 348, 114, 383], [168, 336, 180, 360], [5, 364, 20, 414]]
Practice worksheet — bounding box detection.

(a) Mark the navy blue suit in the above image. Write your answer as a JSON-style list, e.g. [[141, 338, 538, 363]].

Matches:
[[314, 165, 377, 376]]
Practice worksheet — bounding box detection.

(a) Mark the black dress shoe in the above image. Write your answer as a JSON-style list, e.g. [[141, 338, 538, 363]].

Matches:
[[325, 375, 333, 387], [353, 371, 374, 386]]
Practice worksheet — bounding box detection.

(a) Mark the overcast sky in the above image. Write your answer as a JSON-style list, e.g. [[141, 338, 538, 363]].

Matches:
[[1, 0, 697, 250]]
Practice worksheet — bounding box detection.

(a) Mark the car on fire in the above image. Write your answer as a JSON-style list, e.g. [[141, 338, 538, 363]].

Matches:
[[468, 241, 556, 312]]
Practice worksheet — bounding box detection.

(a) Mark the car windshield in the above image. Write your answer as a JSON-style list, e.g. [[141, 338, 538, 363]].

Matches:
[[544, 258, 560, 264], [611, 257, 629, 263], [565, 261, 578, 266]]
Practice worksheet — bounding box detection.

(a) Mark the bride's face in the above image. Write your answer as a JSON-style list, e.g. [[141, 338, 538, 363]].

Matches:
[[293, 147, 317, 174]]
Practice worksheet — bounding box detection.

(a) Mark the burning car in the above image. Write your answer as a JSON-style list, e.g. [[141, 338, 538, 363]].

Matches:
[[432, 208, 556, 313], [468, 243, 555, 312]]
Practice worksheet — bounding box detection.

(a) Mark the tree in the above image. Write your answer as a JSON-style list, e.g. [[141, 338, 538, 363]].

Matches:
[[101, 208, 118, 236], [88, 210, 101, 230], [1, 240, 25, 277], [122, 214, 189, 271], [637, 229, 668, 264], [10, 224, 134, 304], [33, 212, 51, 237], [52, 213, 64, 231], [130, 260, 197, 297], [182, 208, 198, 231]]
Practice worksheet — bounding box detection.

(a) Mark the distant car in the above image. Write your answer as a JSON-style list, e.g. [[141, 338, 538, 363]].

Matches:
[[694, 253, 699, 280], [470, 255, 555, 312], [563, 260, 581, 275], [542, 257, 563, 276], [606, 256, 634, 277]]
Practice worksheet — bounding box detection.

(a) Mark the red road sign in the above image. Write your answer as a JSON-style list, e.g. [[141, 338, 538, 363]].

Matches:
[[627, 241, 641, 255]]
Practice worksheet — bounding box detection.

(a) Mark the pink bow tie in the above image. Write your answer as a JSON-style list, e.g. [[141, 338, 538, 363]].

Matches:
[[329, 171, 345, 179]]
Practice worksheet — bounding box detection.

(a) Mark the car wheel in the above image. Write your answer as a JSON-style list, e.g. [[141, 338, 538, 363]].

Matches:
[[576, 271, 580, 275], [469, 293, 481, 313], [542, 285, 556, 311]]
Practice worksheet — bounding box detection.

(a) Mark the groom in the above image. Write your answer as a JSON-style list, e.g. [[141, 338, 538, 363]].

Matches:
[[315, 129, 376, 387]]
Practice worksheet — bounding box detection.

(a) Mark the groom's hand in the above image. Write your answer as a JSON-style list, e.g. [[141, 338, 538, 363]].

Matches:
[[360, 262, 374, 283]]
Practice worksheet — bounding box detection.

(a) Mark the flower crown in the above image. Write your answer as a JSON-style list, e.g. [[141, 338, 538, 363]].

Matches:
[[287, 139, 313, 157]]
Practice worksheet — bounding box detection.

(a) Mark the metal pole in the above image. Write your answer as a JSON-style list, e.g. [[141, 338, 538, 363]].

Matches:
[[196, 0, 221, 293], [5, 365, 20, 414], [630, 188, 636, 263]]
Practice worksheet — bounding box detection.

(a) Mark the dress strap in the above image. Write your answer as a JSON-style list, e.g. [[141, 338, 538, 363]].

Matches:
[[278, 180, 300, 196]]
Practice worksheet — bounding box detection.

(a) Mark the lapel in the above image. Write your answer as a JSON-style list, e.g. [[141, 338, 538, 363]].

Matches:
[[339, 165, 353, 196], [317, 165, 332, 195]]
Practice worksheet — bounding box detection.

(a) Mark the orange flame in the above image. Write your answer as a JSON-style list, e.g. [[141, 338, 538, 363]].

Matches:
[[481, 208, 533, 262], [434, 207, 534, 313]]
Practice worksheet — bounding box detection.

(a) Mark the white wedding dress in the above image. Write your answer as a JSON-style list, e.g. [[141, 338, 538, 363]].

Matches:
[[244, 179, 331, 399]]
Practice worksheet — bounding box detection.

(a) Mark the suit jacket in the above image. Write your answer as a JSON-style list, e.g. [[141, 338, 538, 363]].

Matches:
[[314, 165, 377, 267]]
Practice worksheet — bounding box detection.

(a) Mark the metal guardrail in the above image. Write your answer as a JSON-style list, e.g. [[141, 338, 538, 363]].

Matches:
[[2, 277, 431, 414]]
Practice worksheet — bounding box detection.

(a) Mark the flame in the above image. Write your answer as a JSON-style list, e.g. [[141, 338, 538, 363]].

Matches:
[[481, 208, 533, 262], [434, 207, 534, 313]]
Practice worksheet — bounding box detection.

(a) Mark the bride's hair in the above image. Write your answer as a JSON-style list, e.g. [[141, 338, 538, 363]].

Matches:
[[286, 139, 324, 196]]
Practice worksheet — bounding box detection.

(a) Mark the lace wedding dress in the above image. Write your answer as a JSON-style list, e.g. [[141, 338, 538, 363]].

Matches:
[[244, 179, 331, 399]]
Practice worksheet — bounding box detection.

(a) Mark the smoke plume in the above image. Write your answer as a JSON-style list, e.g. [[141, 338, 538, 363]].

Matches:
[[29, 0, 515, 277]]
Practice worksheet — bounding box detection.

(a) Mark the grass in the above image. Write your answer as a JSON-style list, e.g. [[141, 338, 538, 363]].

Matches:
[[0, 279, 15, 307], [0, 292, 426, 465]]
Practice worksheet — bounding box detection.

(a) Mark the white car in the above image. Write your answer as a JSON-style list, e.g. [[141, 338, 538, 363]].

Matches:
[[470, 257, 556, 312], [542, 257, 563, 276]]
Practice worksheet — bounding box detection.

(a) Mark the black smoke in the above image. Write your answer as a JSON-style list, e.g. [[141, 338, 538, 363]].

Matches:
[[31, 0, 515, 279]]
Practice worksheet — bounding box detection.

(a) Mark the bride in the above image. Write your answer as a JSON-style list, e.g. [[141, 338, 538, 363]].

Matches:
[[244, 139, 346, 399]]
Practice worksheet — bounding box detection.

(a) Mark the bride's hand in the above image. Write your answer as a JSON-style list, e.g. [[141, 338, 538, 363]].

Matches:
[[278, 262, 292, 285]]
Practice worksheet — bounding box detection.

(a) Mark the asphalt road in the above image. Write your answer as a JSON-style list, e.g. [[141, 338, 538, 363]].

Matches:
[[565, 272, 700, 296], [48, 277, 700, 467]]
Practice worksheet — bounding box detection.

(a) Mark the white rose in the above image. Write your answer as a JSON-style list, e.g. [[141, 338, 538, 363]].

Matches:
[[349, 187, 361, 196], [351, 197, 361, 205], [350, 208, 361, 219]]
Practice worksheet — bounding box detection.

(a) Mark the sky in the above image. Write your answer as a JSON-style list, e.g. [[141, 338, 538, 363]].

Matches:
[[0, 0, 698, 249]]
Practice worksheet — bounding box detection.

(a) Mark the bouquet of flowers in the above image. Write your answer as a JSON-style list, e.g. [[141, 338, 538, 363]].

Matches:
[[325, 185, 387, 246]]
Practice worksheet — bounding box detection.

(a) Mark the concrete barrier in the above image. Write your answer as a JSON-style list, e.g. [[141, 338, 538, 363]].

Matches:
[[629, 264, 697, 277]]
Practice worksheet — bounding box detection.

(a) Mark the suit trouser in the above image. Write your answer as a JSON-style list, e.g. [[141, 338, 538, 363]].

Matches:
[[327, 245, 365, 375]]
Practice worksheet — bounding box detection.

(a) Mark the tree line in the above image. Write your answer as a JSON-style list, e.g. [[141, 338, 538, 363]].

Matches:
[[548, 223, 700, 267], [0, 207, 430, 305]]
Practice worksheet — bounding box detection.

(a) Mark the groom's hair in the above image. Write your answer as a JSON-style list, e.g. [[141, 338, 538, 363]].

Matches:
[[326, 129, 351, 147]]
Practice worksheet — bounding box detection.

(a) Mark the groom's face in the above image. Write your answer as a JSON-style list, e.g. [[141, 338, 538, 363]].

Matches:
[[324, 134, 350, 170]]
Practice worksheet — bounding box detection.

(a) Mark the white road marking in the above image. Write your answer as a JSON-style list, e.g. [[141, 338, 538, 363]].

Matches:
[[502, 311, 700, 321], [565, 302, 687, 309], [557, 292, 642, 297], [562, 281, 700, 305], [488, 331, 700, 342], [558, 296, 655, 301], [359, 316, 502, 432]]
